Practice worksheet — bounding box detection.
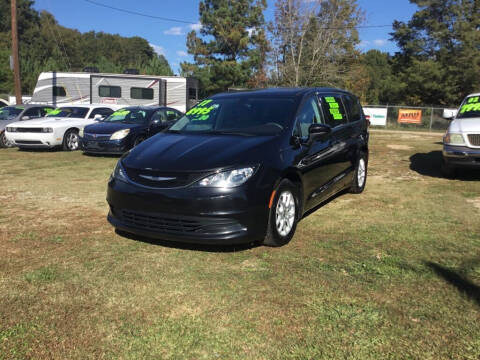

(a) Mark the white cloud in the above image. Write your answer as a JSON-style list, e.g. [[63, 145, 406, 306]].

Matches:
[[373, 39, 388, 47], [176, 50, 188, 57], [189, 23, 202, 31], [359, 40, 370, 48], [149, 43, 165, 56], [164, 26, 183, 35]]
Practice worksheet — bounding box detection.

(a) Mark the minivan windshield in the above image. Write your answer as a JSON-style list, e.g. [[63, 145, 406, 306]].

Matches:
[[102, 108, 150, 124], [168, 97, 296, 136], [457, 96, 480, 119], [0, 106, 23, 120], [46, 107, 89, 118]]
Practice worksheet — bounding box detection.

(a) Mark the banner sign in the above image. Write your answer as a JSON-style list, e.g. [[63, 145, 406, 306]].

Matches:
[[398, 109, 422, 124], [363, 107, 387, 126]]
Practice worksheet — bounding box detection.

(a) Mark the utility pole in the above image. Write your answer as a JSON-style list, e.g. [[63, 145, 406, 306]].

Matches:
[[11, 0, 22, 104]]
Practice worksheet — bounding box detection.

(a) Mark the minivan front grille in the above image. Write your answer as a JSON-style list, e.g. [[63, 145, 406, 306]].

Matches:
[[468, 134, 480, 146], [124, 166, 208, 188]]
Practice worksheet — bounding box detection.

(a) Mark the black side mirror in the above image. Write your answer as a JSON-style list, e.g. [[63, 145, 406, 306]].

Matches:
[[305, 123, 331, 145], [151, 119, 161, 126]]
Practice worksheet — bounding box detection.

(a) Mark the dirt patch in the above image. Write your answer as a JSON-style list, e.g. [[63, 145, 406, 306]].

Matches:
[[387, 144, 414, 151], [466, 198, 480, 210]]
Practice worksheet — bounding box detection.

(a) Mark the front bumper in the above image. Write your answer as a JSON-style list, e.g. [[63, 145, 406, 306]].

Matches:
[[80, 138, 129, 154], [5, 132, 61, 148], [106, 177, 270, 244], [443, 144, 480, 168]]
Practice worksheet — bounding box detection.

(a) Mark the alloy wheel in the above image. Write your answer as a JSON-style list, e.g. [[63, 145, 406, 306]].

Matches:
[[275, 190, 296, 237], [67, 132, 79, 150], [357, 158, 366, 188]]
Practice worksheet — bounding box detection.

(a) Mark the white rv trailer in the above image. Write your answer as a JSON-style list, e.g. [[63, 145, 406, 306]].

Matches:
[[30, 71, 199, 113]]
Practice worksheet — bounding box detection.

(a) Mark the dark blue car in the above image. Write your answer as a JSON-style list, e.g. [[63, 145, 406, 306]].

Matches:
[[80, 106, 183, 154]]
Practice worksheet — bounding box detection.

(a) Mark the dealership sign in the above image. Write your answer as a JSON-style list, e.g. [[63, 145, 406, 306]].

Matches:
[[363, 107, 387, 126], [398, 109, 422, 124]]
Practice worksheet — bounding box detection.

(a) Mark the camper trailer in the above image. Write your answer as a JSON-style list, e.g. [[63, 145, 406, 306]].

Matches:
[[30, 71, 199, 113]]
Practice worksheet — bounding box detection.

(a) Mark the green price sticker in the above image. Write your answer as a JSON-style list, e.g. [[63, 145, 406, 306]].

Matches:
[[460, 103, 480, 114], [47, 109, 62, 115], [467, 97, 479, 104], [186, 99, 217, 120], [111, 110, 130, 117], [15, 106, 25, 110], [325, 97, 336, 103]]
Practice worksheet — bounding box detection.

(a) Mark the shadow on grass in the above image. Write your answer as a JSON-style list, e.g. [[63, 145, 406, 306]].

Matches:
[[82, 152, 122, 158], [425, 261, 480, 306], [410, 151, 480, 180], [115, 229, 261, 253]]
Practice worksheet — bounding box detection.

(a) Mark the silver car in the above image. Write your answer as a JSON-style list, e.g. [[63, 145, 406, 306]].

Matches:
[[0, 104, 54, 148]]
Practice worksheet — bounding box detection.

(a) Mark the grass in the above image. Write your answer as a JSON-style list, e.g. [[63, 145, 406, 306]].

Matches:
[[0, 133, 479, 359]]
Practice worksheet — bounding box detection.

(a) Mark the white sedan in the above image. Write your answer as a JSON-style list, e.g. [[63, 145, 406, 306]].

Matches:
[[5, 105, 117, 151]]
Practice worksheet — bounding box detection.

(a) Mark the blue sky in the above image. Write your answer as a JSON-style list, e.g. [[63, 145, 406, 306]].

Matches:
[[33, 0, 419, 74]]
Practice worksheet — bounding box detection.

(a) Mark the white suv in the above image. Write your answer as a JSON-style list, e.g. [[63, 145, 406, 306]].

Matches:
[[442, 93, 480, 177], [5, 105, 116, 151]]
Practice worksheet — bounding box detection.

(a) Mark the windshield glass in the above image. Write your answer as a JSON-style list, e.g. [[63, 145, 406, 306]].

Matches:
[[46, 107, 89, 118], [457, 96, 480, 119], [102, 108, 150, 124], [0, 106, 23, 120], [168, 97, 296, 135]]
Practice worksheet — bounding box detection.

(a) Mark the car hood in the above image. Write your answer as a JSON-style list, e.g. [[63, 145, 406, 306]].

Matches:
[[7, 117, 81, 127], [449, 117, 480, 133], [84, 122, 144, 134], [123, 133, 279, 171]]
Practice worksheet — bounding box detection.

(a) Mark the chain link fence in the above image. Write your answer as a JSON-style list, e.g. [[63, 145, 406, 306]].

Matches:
[[363, 105, 453, 132]]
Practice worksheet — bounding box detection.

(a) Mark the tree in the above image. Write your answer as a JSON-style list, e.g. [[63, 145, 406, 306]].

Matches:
[[181, 0, 268, 96], [269, 0, 364, 88], [391, 0, 480, 106]]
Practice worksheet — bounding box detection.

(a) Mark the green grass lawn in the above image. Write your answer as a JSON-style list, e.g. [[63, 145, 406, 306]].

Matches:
[[0, 132, 479, 359]]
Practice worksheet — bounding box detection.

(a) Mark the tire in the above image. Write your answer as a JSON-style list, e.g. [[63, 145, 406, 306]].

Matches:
[[0, 131, 14, 148], [349, 152, 368, 194], [133, 136, 145, 147], [441, 159, 456, 178], [263, 179, 300, 247], [63, 129, 80, 151]]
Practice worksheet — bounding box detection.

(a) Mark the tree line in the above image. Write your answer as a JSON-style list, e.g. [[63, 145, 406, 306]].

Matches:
[[182, 0, 479, 107], [0, 0, 173, 96], [1, 0, 478, 107]]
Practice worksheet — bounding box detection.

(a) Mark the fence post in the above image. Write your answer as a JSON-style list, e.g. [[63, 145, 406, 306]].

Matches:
[[429, 107, 433, 131]]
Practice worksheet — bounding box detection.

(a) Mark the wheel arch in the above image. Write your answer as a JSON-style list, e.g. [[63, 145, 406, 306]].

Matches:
[[276, 169, 304, 219]]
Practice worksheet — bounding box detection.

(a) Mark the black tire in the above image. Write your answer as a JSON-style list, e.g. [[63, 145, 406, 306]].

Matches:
[[441, 159, 456, 178], [133, 136, 145, 147], [263, 179, 300, 247], [349, 152, 368, 194], [63, 129, 80, 151], [0, 131, 14, 148]]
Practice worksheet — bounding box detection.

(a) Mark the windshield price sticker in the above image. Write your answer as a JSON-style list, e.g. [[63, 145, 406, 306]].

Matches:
[[324, 97, 343, 120], [111, 110, 130, 117], [461, 97, 480, 113], [186, 99, 218, 120], [47, 108, 62, 115]]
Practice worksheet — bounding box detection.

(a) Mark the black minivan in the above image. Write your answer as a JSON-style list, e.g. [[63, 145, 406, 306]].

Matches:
[[107, 88, 369, 246]]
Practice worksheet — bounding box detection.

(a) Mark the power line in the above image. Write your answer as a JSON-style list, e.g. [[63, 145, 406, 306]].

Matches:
[[83, 0, 197, 24]]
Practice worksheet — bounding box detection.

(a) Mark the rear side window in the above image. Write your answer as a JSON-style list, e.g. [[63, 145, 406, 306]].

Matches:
[[53, 86, 66, 97], [89, 107, 114, 119], [318, 95, 348, 127], [131, 87, 154, 100], [23, 108, 42, 118], [99, 86, 121, 98], [343, 95, 362, 122], [166, 109, 181, 121]]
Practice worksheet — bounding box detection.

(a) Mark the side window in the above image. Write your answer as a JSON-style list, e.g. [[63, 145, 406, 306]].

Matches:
[[294, 96, 323, 138], [89, 108, 114, 119], [318, 94, 348, 127], [23, 108, 42, 118], [131, 87, 154, 100], [99, 86, 121, 98], [343, 95, 362, 122], [151, 110, 167, 123], [166, 109, 180, 121]]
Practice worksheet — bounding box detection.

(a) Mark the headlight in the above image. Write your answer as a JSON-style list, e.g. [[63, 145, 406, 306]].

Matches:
[[444, 133, 465, 146], [79, 128, 84, 137], [6, 127, 16, 132], [195, 167, 256, 188], [111, 161, 129, 183], [42, 127, 53, 133], [110, 129, 130, 140]]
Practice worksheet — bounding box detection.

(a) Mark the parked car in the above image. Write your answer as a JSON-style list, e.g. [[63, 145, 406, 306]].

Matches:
[[79, 106, 183, 155], [0, 104, 54, 148], [5, 105, 116, 151], [107, 88, 369, 247], [442, 93, 480, 177]]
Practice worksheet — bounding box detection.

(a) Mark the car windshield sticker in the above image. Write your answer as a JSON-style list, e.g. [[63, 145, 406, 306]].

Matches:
[[47, 108, 62, 115], [324, 96, 343, 120], [460, 97, 480, 114], [15, 106, 25, 110], [111, 110, 130, 118], [186, 99, 218, 121]]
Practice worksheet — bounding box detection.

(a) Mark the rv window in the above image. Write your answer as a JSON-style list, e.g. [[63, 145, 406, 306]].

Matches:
[[99, 86, 121, 98], [131, 87, 154, 100], [53, 86, 66, 97], [188, 88, 197, 100]]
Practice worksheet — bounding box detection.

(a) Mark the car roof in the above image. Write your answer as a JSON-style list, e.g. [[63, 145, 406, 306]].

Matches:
[[211, 87, 355, 100], [115, 106, 166, 110]]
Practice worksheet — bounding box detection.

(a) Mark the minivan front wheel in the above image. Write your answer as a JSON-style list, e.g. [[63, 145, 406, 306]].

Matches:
[[263, 179, 299, 247], [350, 152, 367, 194]]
